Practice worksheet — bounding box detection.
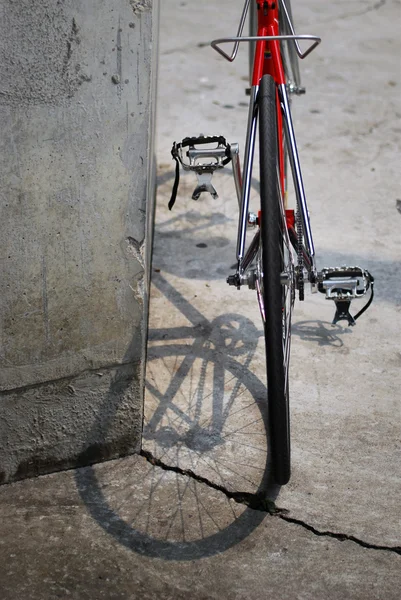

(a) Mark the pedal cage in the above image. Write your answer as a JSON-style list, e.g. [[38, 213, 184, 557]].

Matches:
[[169, 135, 232, 208], [318, 266, 374, 325]]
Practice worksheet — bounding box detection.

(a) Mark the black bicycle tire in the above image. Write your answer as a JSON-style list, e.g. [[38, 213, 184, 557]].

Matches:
[[259, 74, 291, 485]]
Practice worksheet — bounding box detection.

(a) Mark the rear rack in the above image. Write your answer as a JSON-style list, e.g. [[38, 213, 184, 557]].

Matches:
[[210, 0, 321, 63]]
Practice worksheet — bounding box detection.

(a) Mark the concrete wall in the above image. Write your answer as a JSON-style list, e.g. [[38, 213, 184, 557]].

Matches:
[[0, 0, 158, 483]]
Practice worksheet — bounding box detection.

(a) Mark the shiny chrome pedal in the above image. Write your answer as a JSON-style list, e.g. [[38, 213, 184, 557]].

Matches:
[[318, 266, 374, 326], [169, 135, 233, 208]]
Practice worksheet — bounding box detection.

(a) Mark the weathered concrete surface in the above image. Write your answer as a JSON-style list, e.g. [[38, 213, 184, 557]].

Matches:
[[144, 0, 401, 553], [0, 0, 158, 482], [0, 455, 400, 600]]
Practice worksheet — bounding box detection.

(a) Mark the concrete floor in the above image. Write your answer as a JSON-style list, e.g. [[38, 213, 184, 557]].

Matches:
[[1, 0, 400, 598]]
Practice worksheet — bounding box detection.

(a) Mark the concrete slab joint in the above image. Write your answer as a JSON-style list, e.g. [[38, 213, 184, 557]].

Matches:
[[0, 0, 159, 483]]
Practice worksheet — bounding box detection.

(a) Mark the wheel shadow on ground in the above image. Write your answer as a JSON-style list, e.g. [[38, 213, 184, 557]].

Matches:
[[74, 273, 281, 561]]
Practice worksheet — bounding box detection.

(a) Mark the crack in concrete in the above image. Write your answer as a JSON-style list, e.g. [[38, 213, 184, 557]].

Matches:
[[279, 514, 401, 555], [140, 449, 282, 514], [140, 449, 401, 556]]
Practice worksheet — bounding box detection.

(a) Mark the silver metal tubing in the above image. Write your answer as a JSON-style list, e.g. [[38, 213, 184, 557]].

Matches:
[[278, 83, 316, 264], [279, 0, 321, 60], [213, 0, 251, 64], [230, 143, 242, 208], [237, 85, 259, 267], [211, 35, 321, 63], [249, 0, 257, 84], [187, 147, 227, 162], [210, 0, 320, 63], [241, 230, 260, 275]]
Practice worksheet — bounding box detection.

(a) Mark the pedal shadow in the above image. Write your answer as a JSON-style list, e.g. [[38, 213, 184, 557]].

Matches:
[[154, 167, 260, 281], [291, 319, 352, 347]]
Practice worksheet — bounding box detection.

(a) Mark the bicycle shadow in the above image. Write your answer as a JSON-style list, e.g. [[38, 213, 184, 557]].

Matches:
[[154, 167, 261, 280], [159, 168, 400, 306], [74, 273, 281, 561], [145, 272, 270, 479]]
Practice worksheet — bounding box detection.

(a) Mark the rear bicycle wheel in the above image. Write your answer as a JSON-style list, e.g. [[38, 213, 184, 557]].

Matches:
[[258, 74, 295, 485]]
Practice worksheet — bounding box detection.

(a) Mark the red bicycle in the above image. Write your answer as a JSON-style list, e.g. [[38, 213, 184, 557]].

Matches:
[[169, 0, 374, 485]]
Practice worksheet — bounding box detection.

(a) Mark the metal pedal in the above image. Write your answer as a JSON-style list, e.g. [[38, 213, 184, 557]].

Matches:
[[318, 266, 370, 300], [171, 135, 232, 200], [318, 266, 374, 325]]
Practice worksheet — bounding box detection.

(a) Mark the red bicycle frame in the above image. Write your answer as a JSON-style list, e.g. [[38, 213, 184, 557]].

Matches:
[[252, 1, 286, 200], [210, 0, 318, 268]]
